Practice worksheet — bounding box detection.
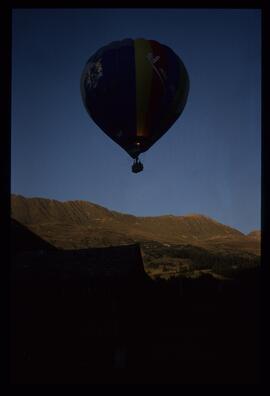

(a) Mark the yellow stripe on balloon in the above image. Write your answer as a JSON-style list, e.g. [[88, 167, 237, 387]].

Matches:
[[134, 39, 153, 138]]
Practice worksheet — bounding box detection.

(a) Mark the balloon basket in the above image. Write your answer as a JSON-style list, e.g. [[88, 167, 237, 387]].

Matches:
[[132, 158, 144, 173]]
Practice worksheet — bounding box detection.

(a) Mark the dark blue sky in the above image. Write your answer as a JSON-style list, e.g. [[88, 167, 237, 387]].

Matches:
[[12, 9, 261, 234]]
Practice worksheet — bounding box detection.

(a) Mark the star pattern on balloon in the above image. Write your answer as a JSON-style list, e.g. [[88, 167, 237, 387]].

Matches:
[[86, 59, 103, 89]]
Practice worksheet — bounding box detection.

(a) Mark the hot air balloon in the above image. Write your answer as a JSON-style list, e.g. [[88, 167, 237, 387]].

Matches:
[[80, 38, 189, 173]]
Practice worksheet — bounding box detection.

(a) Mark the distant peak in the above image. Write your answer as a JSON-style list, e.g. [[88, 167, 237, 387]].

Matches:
[[247, 230, 261, 238], [185, 213, 207, 218]]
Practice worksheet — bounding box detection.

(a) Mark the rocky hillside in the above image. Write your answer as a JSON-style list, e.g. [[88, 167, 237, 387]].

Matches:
[[11, 194, 260, 256]]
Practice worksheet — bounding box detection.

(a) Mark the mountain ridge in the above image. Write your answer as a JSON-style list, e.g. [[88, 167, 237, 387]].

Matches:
[[11, 194, 260, 255], [11, 193, 250, 230]]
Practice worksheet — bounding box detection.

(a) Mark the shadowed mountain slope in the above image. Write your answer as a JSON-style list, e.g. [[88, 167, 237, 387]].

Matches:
[[11, 218, 57, 253]]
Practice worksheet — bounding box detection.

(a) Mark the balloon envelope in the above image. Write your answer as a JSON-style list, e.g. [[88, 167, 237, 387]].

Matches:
[[81, 38, 189, 159]]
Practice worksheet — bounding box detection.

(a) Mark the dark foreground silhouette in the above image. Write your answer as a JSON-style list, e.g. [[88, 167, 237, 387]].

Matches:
[[10, 221, 260, 384]]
